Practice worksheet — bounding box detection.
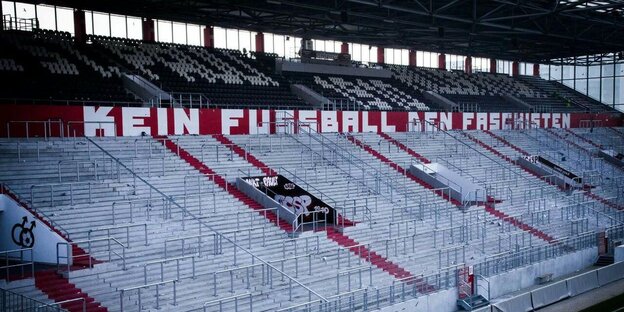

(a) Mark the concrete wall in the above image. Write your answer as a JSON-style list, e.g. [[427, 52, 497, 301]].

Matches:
[[0, 195, 70, 265], [486, 247, 597, 299], [379, 287, 458, 312], [235, 177, 297, 225]]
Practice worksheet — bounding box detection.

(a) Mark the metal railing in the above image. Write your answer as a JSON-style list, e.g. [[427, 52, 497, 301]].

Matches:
[[6, 119, 64, 139], [56, 236, 127, 272], [1, 248, 35, 281], [119, 279, 177, 311], [0, 287, 66, 312], [84, 137, 329, 308]]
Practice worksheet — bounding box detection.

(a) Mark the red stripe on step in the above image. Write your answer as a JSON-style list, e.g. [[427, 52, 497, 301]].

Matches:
[[378, 132, 431, 164], [544, 128, 591, 154], [346, 135, 462, 207], [462, 131, 620, 242], [563, 128, 602, 149], [326, 228, 436, 293], [0, 186, 98, 271], [483, 130, 530, 156], [212, 134, 278, 176], [35, 270, 107, 312], [155, 136, 295, 232]]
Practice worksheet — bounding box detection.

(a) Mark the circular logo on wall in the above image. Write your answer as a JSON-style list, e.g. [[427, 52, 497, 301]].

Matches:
[[12, 216, 36, 248]]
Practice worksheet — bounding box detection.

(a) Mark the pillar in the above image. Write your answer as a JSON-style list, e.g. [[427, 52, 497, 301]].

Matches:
[[341, 42, 349, 54], [73, 9, 86, 44], [255, 32, 264, 53], [377, 46, 384, 64], [0, 4, 4, 31], [142, 18, 155, 42], [203, 26, 214, 48], [465, 56, 472, 74], [490, 59, 497, 74], [438, 53, 446, 70], [409, 50, 416, 66], [512, 61, 519, 77], [533, 64, 540, 77]]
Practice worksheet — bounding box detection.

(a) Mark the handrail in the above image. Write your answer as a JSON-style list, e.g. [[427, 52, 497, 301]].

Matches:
[[119, 279, 177, 311], [56, 236, 127, 272], [6, 119, 63, 139], [85, 137, 328, 303], [202, 292, 252, 311], [423, 122, 624, 223], [36, 297, 86, 312], [0, 182, 72, 239], [88, 222, 149, 248], [1, 248, 35, 281]]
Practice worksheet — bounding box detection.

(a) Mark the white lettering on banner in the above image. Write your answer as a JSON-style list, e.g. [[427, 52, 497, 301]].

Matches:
[[489, 112, 501, 130], [501, 113, 513, 129], [552, 113, 562, 128], [249, 110, 270, 135], [362, 111, 377, 132], [381, 112, 396, 133], [531, 113, 541, 128], [407, 112, 421, 131], [122, 107, 150, 136], [424, 112, 439, 130], [321, 110, 339, 133], [262, 176, 278, 187], [476, 113, 488, 130], [174, 108, 199, 135], [83, 106, 115, 136], [342, 111, 359, 132], [562, 114, 571, 129], [274, 194, 312, 217], [298, 110, 318, 132], [542, 113, 551, 128], [221, 109, 244, 135], [462, 112, 475, 130], [439, 112, 452, 130], [157, 108, 168, 135]]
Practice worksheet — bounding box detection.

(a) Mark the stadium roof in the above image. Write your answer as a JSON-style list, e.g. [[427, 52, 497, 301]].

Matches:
[[29, 0, 624, 63]]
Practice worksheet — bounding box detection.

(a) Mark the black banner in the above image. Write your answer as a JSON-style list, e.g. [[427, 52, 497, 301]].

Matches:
[[536, 156, 582, 183], [242, 175, 335, 224]]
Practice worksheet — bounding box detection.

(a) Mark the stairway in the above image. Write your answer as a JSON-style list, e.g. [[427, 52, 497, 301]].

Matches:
[[326, 228, 435, 293], [483, 130, 530, 156], [0, 185, 97, 269], [457, 294, 490, 311], [155, 135, 294, 232], [595, 255, 614, 266], [212, 134, 278, 176], [378, 132, 431, 164], [211, 134, 355, 227], [346, 134, 462, 207], [563, 128, 603, 149], [458, 133, 556, 243], [35, 270, 107, 312], [483, 200, 554, 242]]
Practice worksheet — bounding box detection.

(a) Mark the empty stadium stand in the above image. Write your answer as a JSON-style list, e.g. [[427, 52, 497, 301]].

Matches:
[[91, 36, 307, 109], [0, 30, 138, 105], [518, 75, 614, 113], [285, 71, 433, 111]]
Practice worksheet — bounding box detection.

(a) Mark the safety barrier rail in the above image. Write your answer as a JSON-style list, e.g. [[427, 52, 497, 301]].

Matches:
[[0, 287, 67, 312], [1, 248, 35, 281]]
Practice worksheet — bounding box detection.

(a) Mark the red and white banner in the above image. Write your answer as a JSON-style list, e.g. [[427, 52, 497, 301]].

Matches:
[[1, 105, 622, 137]]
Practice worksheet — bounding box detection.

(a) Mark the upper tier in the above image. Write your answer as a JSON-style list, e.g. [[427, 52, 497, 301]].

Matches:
[[0, 29, 616, 113]]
